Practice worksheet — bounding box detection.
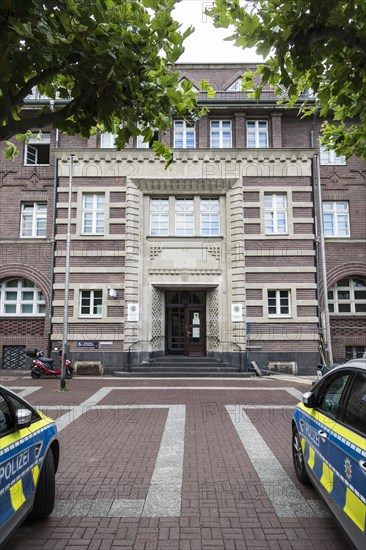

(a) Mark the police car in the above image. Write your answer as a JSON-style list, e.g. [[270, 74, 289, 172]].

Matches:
[[0, 385, 59, 548], [292, 358, 366, 550]]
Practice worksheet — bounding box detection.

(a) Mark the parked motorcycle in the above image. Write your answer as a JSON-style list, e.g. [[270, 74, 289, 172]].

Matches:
[[26, 348, 73, 379]]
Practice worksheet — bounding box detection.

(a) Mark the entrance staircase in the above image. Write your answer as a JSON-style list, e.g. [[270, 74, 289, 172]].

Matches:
[[114, 355, 251, 377]]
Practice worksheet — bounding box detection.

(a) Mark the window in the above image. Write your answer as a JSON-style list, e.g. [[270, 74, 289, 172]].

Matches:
[[175, 199, 194, 236], [173, 121, 195, 148], [0, 279, 45, 316], [150, 198, 169, 236], [320, 144, 346, 165], [210, 121, 232, 148], [80, 290, 103, 317], [343, 372, 366, 434], [323, 201, 350, 237], [318, 372, 351, 418], [268, 290, 291, 317], [0, 394, 12, 437], [20, 202, 47, 237], [82, 193, 105, 235], [136, 126, 159, 148], [24, 133, 50, 165], [100, 133, 117, 148], [227, 79, 243, 92], [247, 120, 268, 148], [264, 194, 287, 234], [346, 346, 366, 360], [328, 277, 366, 314], [150, 197, 221, 236], [200, 199, 220, 235]]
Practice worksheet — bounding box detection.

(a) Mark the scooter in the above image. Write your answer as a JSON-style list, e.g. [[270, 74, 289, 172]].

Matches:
[[26, 348, 73, 379]]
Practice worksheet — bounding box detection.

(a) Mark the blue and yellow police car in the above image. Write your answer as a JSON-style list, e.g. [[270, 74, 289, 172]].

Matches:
[[292, 358, 366, 550], [0, 385, 59, 548]]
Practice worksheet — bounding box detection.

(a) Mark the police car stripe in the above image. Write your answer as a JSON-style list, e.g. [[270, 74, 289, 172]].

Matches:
[[320, 462, 334, 494], [301, 432, 366, 506], [297, 404, 365, 457], [344, 488, 366, 532], [0, 459, 40, 497], [10, 479, 26, 511], [0, 419, 56, 457]]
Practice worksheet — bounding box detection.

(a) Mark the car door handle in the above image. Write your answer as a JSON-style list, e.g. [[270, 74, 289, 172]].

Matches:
[[318, 430, 327, 442], [360, 460, 366, 474]]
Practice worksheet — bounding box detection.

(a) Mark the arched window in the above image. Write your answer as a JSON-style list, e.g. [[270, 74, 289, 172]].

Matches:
[[328, 277, 366, 314], [0, 279, 46, 316]]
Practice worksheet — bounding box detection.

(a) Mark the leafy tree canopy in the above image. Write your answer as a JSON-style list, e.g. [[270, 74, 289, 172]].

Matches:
[[209, 0, 366, 159], [0, 0, 201, 161]]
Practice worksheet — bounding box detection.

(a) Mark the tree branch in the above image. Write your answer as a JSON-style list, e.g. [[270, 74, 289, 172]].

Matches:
[[0, 76, 15, 126], [0, 99, 78, 141], [308, 26, 366, 57], [11, 55, 80, 108]]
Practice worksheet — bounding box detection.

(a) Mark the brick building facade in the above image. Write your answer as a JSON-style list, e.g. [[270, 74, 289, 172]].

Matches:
[[1, 63, 365, 375]]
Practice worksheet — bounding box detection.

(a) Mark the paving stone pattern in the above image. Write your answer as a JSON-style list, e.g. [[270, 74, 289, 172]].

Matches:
[[3, 376, 351, 550]]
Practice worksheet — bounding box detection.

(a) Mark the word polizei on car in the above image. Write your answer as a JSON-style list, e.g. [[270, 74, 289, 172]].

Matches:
[[292, 358, 366, 550], [0, 385, 59, 549]]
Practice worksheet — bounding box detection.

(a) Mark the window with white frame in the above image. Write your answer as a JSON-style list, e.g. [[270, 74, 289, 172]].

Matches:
[[200, 199, 220, 235], [175, 199, 194, 236], [227, 79, 243, 92], [24, 133, 50, 165], [264, 194, 287, 234], [100, 132, 117, 148], [210, 121, 232, 148], [150, 198, 169, 236], [173, 121, 195, 148], [82, 193, 105, 235], [323, 201, 350, 237], [328, 278, 366, 314], [20, 202, 47, 237], [80, 290, 103, 317], [136, 125, 159, 148], [268, 290, 291, 317], [247, 120, 268, 148], [0, 279, 45, 316], [320, 144, 346, 165]]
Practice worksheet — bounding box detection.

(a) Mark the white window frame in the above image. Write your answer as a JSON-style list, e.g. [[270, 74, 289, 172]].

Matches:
[[150, 198, 169, 236], [247, 120, 268, 148], [79, 289, 103, 317], [100, 132, 117, 148], [267, 290, 291, 317], [200, 198, 220, 236], [175, 198, 194, 236], [210, 120, 232, 148], [264, 194, 288, 235], [328, 278, 366, 315], [24, 133, 50, 165], [20, 202, 47, 238], [173, 121, 196, 148], [0, 279, 45, 316], [82, 193, 105, 235], [323, 201, 350, 237], [320, 144, 346, 165]]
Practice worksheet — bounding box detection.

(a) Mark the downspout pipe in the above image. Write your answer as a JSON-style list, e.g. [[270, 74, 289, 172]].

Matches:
[[313, 152, 334, 367], [47, 126, 59, 356], [310, 113, 323, 352]]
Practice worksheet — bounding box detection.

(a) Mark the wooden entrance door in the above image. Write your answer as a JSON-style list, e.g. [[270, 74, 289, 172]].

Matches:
[[184, 306, 206, 356], [166, 290, 206, 356]]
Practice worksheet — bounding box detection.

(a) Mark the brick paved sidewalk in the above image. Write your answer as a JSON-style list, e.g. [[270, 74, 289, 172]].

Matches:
[[3, 376, 351, 550]]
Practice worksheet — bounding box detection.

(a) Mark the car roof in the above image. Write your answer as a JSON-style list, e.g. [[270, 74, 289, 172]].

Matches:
[[342, 357, 366, 369]]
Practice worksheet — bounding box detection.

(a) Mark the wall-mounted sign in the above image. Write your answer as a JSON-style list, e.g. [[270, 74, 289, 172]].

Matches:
[[77, 341, 99, 349], [231, 304, 243, 322], [192, 312, 200, 325], [127, 303, 139, 322]]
